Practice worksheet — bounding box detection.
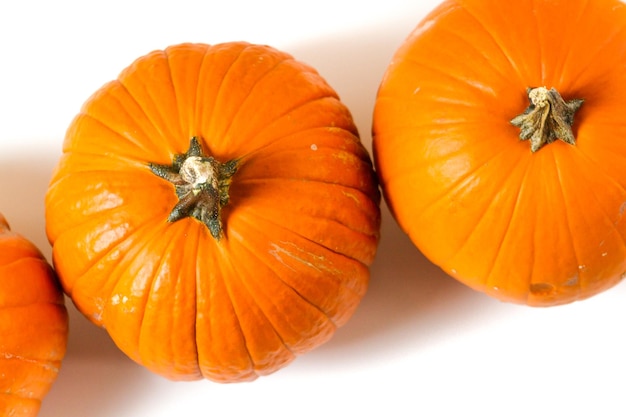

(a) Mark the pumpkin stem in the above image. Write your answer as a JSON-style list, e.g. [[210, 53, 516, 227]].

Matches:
[[149, 137, 238, 240], [511, 87, 584, 152]]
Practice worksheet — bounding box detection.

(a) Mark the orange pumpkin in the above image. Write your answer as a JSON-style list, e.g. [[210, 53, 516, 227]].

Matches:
[[0, 214, 68, 416], [373, 0, 626, 306], [45, 42, 381, 382]]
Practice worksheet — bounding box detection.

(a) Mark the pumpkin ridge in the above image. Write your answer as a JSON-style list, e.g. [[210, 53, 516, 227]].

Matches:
[[442, 150, 530, 278], [397, 46, 507, 100], [80, 89, 164, 158], [136, 220, 201, 376], [46, 169, 165, 246], [193, 232, 255, 380], [566, 8, 626, 84], [234, 211, 368, 297], [108, 222, 174, 344], [214, 247, 279, 377], [200, 44, 252, 146], [408, 142, 525, 223], [238, 124, 367, 171], [435, 14, 519, 85], [553, 147, 626, 257], [227, 95, 349, 158], [114, 74, 181, 154], [227, 218, 337, 345], [481, 155, 535, 296], [547, 150, 584, 295], [55, 146, 150, 169], [233, 172, 378, 208], [218, 54, 293, 149], [232, 178, 380, 243], [224, 239, 316, 355], [162, 48, 186, 140], [68, 218, 167, 316], [450, 0, 526, 82]]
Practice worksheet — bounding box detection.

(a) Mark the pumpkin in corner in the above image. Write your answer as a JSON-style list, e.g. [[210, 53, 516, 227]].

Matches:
[[0, 213, 68, 416], [373, 0, 626, 306]]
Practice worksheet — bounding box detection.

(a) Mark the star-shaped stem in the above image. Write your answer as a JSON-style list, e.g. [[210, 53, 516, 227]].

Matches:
[[149, 137, 238, 240], [511, 87, 584, 152]]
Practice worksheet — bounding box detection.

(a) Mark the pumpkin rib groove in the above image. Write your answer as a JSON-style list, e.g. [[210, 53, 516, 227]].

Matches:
[[232, 177, 379, 228], [116, 73, 178, 154], [216, 246, 283, 377], [226, 238, 307, 356], [218, 53, 294, 149], [382, 55, 499, 102], [435, 20, 516, 85], [56, 146, 149, 171], [77, 110, 149, 158], [555, 149, 626, 275], [57, 201, 163, 273], [234, 174, 378, 208], [578, 147, 626, 196], [444, 149, 529, 282], [230, 216, 339, 350], [69, 218, 166, 314], [199, 44, 250, 150], [450, 1, 526, 84], [235, 95, 350, 155], [529, 0, 547, 81], [79, 91, 161, 159], [137, 220, 201, 376], [241, 121, 362, 166], [194, 235, 256, 380], [482, 155, 535, 297], [235, 210, 368, 298], [163, 48, 186, 141], [192, 44, 242, 152], [101, 221, 177, 346], [236, 242, 340, 324], [564, 8, 626, 86], [550, 150, 585, 296], [232, 215, 351, 309], [410, 143, 523, 225], [551, 0, 591, 86], [230, 185, 378, 266]]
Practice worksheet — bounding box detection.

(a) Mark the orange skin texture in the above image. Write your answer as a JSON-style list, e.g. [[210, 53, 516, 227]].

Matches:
[[373, 0, 626, 306], [45, 42, 381, 382], [0, 214, 68, 416]]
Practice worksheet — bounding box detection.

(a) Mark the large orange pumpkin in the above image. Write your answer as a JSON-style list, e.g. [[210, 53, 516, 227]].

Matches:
[[373, 0, 626, 306], [45, 42, 381, 382], [0, 214, 68, 416]]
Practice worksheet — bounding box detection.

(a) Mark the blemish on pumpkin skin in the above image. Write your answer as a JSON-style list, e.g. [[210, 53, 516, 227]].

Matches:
[[530, 282, 555, 296], [269, 242, 338, 274], [564, 275, 579, 287], [619, 202, 626, 219]]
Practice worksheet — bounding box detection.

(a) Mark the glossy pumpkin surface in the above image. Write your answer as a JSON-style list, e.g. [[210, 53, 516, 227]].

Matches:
[[373, 0, 626, 306], [45, 42, 381, 381], [0, 214, 68, 416]]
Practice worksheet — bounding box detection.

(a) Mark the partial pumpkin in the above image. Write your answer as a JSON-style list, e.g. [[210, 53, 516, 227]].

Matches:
[[45, 42, 381, 382], [373, 0, 626, 306], [0, 214, 68, 416]]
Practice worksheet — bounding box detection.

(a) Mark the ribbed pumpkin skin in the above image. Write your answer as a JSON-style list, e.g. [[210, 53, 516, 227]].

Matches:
[[373, 0, 626, 306], [45, 42, 381, 382], [0, 214, 68, 416]]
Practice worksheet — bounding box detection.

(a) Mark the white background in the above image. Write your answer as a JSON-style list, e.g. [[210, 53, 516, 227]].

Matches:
[[1, 1, 625, 416]]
